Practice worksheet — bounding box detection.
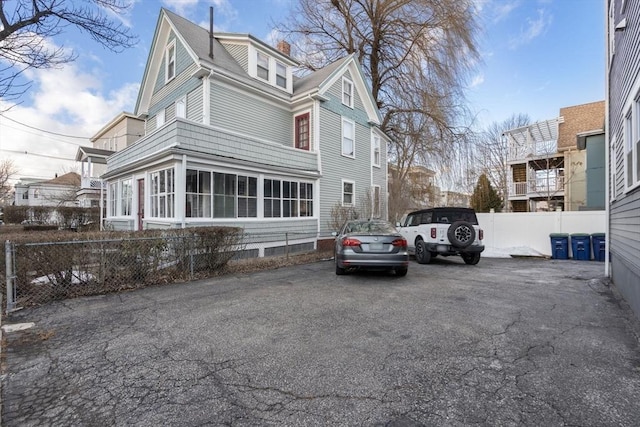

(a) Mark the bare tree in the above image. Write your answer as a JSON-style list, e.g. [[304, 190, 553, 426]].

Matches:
[[0, 159, 18, 204], [0, 0, 137, 104], [279, 0, 480, 214], [474, 114, 531, 210]]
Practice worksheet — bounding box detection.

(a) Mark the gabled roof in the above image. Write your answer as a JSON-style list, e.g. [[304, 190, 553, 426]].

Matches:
[[75, 146, 116, 163], [136, 8, 383, 126]]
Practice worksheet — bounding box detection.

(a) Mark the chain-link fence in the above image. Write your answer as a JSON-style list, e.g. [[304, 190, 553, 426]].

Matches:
[[3, 227, 332, 312]]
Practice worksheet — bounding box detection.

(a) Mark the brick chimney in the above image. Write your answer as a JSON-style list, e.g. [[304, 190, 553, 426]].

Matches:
[[277, 40, 291, 57]]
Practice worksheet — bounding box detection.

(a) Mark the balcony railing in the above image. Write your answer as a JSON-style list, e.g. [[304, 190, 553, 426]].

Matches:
[[510, 176, 564, 198], [81, 177, 106, 189]]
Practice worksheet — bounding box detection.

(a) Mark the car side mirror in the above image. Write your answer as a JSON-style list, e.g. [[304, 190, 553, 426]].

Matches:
[[331, 231, 338, 237], [395, 222, 401, 227]]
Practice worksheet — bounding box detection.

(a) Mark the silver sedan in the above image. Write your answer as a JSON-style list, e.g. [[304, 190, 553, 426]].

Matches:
[[333, 219, 409, 276]]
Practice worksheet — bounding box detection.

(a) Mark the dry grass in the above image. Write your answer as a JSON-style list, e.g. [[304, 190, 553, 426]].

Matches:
[[223, 249, 334, 275]]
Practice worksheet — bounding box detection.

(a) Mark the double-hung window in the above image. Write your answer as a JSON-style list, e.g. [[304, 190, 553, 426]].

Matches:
[[372, 133, 381, 167], [342, 180, 354, 206], [213, 173, 236, 218], [625, 109, 634, 188], [372, 185, 381, 218], [166, 42, 176, 82], [257, 52, 269, 80], [295, 113, 310, 150], [176, 97, 186, 119], [109, 182, 117, 216], [121, 179, 132, 216], [150, 168, 175, 218], [276, 62, 287, 88], [299, 183, 313, 217], [186, 170, 211, 217], [342, 77, 353, 107], [238, 175, 258, 217], [156, 109, 165, 127], [264, 179, 281, 218], [342, 118, 355, 157]]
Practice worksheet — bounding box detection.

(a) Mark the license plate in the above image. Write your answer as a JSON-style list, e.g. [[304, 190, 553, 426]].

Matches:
[[369, 243, 383, 251]]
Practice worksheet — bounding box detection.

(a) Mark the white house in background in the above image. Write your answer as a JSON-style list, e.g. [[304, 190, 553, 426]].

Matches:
[[13, 172, 81, 207], [99, 8, 389, 255]]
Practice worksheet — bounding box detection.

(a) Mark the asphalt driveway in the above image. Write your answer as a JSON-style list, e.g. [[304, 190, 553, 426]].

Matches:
[[2, 257, 640, 426]]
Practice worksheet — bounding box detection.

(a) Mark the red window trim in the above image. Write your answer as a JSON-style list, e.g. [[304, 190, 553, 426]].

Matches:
[[295, 113, 310, 150]]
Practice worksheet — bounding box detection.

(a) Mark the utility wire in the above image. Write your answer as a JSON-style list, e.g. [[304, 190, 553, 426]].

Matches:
[[1, 148, 76, 162], [0, 114, 91, 139]]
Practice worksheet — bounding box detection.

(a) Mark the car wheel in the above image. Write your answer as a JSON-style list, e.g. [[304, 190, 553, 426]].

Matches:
[[448, 221, 476, 248], [395, 267, 408, 277], [335, 256, 347, 275], [415, 240, 432, 264], [462, 253, 481, 265]]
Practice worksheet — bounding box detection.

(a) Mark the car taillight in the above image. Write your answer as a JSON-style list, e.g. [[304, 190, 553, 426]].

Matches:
[[342, 238, 361, 247], [430, 227, 436, 239], [479, 229, 483, 240], [392, 238, 407, 248]]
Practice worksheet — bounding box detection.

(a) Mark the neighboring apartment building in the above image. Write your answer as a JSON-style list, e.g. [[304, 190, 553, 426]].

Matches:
[[437, 190, 470, 208], [75, 112, 145, 208], [101, 8, 389, 254], [607, 0, 640, 319], [388, 165, 438, 212], [13, 173, 81, 207], [503, 101, 604, 212]]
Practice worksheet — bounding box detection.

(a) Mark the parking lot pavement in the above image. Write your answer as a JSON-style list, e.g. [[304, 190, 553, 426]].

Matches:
[[2, 257, 640, 426]]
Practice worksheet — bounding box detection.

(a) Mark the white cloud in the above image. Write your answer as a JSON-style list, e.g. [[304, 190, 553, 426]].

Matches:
[[509, 8, 552, 49], [470, 74, 485, 88], [1, 58, 138, 181], [492, 0, 521, 23]]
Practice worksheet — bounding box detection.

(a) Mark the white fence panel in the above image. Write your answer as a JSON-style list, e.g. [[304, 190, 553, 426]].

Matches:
[[477, 211, 606, 256]]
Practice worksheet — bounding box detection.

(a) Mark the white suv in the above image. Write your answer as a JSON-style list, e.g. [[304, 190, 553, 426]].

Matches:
[[397, 207, 484, 265]]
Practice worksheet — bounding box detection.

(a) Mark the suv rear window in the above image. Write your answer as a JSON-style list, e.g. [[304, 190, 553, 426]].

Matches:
[[404, 209, 478, 226]]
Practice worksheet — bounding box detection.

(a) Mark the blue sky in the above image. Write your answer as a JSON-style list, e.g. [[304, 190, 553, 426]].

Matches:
[[0, 0, 605, 181]]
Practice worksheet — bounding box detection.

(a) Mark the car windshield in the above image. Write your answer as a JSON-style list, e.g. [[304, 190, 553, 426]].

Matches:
[[345, 221, 396, 234]]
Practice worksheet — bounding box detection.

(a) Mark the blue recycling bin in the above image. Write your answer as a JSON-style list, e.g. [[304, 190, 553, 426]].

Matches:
[[549, 233, 569, 259], [570, 233, 591, 260], [591, 233, 606, 262]]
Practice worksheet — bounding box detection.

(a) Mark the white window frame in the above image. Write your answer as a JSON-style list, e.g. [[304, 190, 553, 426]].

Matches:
[[108, 182, 117, 217], [150, 168, 175, 218], [120, 178, 132, 216], [342, 179, 355, 206], [624, 108, 635, 189], [257, 51, 270, 81], [372, 132, 381, 167], [276, 61, 287, 89], [342, 118, 355, 158], [165, 41, 176, 83], [342, 77, 354, 108], [176, 97, 186, 119], [156, 109, 165, 127], [372, 185, 381, 218]]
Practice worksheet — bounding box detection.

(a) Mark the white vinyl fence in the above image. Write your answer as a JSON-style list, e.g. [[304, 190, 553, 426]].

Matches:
[[477, 210, 606, 257]]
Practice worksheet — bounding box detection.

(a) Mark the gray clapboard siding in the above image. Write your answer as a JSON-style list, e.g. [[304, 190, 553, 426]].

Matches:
[[187, 86, 203, 123], [210, 82, 292, 144], [609, 0, 640, 319], [317, 109, 373, 233], [107, 120, 318, 174], [150, 65, 201, 116], [220, 42, 249, 72]]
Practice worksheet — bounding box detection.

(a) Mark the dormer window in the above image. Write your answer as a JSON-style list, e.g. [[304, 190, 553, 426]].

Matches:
[[342, 77, 354, 108], [166, 42, 176, 82], [257, 52, 269, 80], [276, 62, 287, 88]]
